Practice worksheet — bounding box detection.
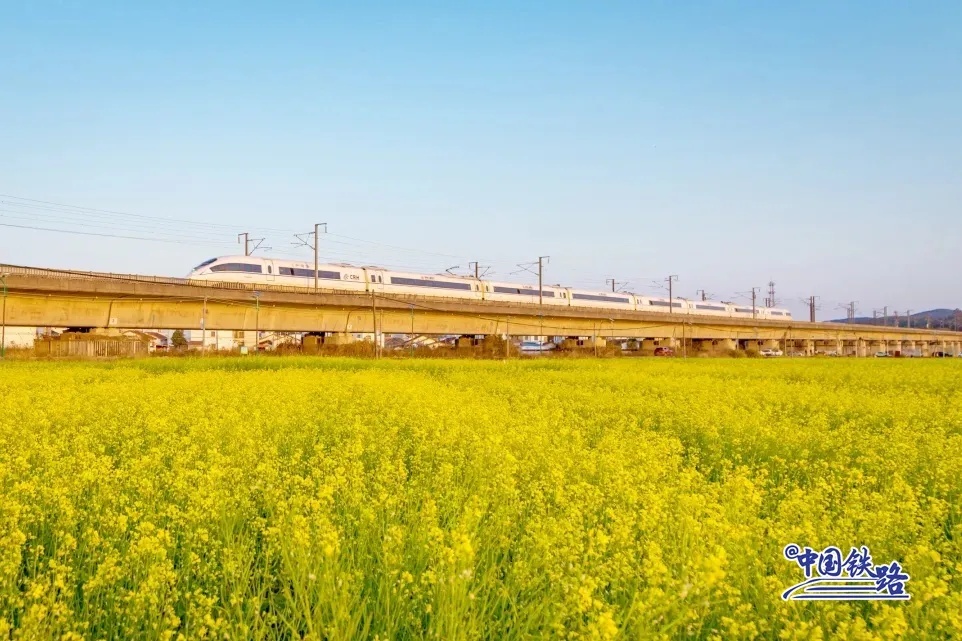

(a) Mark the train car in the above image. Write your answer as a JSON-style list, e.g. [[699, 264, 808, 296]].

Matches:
[[370, 268, 482, 300], [480, 280, 569, 307], [636, 296, 687, 314], [565, 288, 636, 311], [690, 300, 733, 317], [731, 305, 756, 319], [188, 256, 368, 291], [767, 307, 793, 320]]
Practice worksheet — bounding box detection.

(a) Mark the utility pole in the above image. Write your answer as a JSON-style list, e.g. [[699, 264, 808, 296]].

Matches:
[[0, 273, 8, 359], [313, 223, 324, 291], [293, 223, 327, 291], [237, 232, 265, 256], [538, 256, 549, 355], [893, 310, 900, 328], [849, 301, 858, 322], [809, 295, 818, 323], [538, 256, 549, 307], [606, 278, 627, 293], [905, 310, 912, 329], [883, 306, 888, 327], [371, 290, 378, 359], [751, 287, 760, 319], [666, 275, 678, 313], [252, 291, 261, 354], [467, 261, 489, 279], [766, 281, 776, 308], [696, 289, 709, 302]]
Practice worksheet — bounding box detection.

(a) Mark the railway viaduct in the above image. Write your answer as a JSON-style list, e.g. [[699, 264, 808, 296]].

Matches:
[[2, 264, 961, 356]]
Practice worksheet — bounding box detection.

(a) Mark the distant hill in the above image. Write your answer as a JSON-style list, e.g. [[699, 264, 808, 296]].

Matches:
[[831, 308, 962, 329]]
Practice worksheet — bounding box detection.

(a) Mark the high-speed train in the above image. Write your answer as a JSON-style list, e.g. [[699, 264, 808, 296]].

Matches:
[[188, 255, 793, 320]]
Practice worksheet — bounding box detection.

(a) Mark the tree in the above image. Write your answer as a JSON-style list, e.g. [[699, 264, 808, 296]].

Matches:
[[171, 329, 188, 350]]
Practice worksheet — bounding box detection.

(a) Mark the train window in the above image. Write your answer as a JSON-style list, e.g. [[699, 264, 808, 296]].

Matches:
[[491, 286, 555, 297], [210, 263, 263, 273], [390, 276, 472, 290], [267, 266, 272, 274], [193, 258, 218, 270], [572, 293, 630, 304]]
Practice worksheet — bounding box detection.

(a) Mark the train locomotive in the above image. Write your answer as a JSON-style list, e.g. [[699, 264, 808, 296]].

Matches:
[[188, 255, 793, 320]]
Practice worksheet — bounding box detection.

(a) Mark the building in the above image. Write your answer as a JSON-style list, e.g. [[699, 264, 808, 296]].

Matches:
[[189, 330, 257, 351], [122, 330, 170, 353], [1, 327, 38, 349]]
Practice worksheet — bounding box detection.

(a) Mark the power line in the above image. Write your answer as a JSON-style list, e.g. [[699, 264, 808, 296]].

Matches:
[[0, 194, 299, 235], [0, 221, 238, 247]]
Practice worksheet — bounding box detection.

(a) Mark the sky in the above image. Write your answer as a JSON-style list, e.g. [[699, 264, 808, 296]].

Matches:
[[1, 1, 960, 320]]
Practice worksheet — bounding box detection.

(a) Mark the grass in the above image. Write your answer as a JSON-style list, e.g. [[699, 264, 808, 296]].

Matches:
[[1, 357, 960, 639]]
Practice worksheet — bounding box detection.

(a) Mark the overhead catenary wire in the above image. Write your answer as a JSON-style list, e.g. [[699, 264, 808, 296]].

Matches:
[[0, 195, 859, 317]]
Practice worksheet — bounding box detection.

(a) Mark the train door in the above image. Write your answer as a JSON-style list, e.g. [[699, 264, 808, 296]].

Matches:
[[364, 268, 386, 293], [264, 260, 276, 283]]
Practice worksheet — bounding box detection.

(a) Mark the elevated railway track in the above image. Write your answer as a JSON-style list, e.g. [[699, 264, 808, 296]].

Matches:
[[2, 264, 961, 356]]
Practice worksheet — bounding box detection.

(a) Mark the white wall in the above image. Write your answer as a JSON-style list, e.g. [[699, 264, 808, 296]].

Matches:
[[2, 327, 38, 348]]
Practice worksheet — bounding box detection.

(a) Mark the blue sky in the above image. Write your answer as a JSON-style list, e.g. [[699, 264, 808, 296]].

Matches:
[[2, 1, 959, 319]]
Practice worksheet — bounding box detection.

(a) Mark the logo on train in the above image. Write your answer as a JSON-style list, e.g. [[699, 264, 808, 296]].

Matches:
[[781, 544, 910, 601]]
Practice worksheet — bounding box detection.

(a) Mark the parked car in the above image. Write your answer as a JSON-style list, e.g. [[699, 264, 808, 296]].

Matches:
[[518, 340, 555, 353], [760, 348, 783, 357], [653, 347, 674, 356], [874, 351, 890, 357]]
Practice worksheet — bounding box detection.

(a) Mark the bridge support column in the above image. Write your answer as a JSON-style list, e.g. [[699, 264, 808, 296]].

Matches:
[[691, 339, 713, 354], [803, 339, 815, 356], [325, 332, 355, 346], [715, 338, 738, 353], [856, 339, 867, 358]]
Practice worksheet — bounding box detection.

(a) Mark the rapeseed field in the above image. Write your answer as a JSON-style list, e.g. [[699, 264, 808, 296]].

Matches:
[[1, 357, 960, 639]]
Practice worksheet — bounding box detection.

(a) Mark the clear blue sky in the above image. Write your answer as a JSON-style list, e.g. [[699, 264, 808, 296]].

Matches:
[[2, 1, 959, 319]]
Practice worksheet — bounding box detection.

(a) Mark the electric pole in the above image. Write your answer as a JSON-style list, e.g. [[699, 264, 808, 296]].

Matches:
[[883, 306, 888, 327], [893, 310, 900, 328], [766, 281, 776, 308], [538, 256, 549, 307], [905, 310, 912, 328], [293, 223, 327, 291], [666, 275, 678, 313], [469, 261, 480, 279], [808, 295, 818, 323], [696, 289, 708, 302], [751, 287, 760, 319], [606, 278, 627, 293], [0, 273, 8, 359], [237, 232, 265, 256]]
